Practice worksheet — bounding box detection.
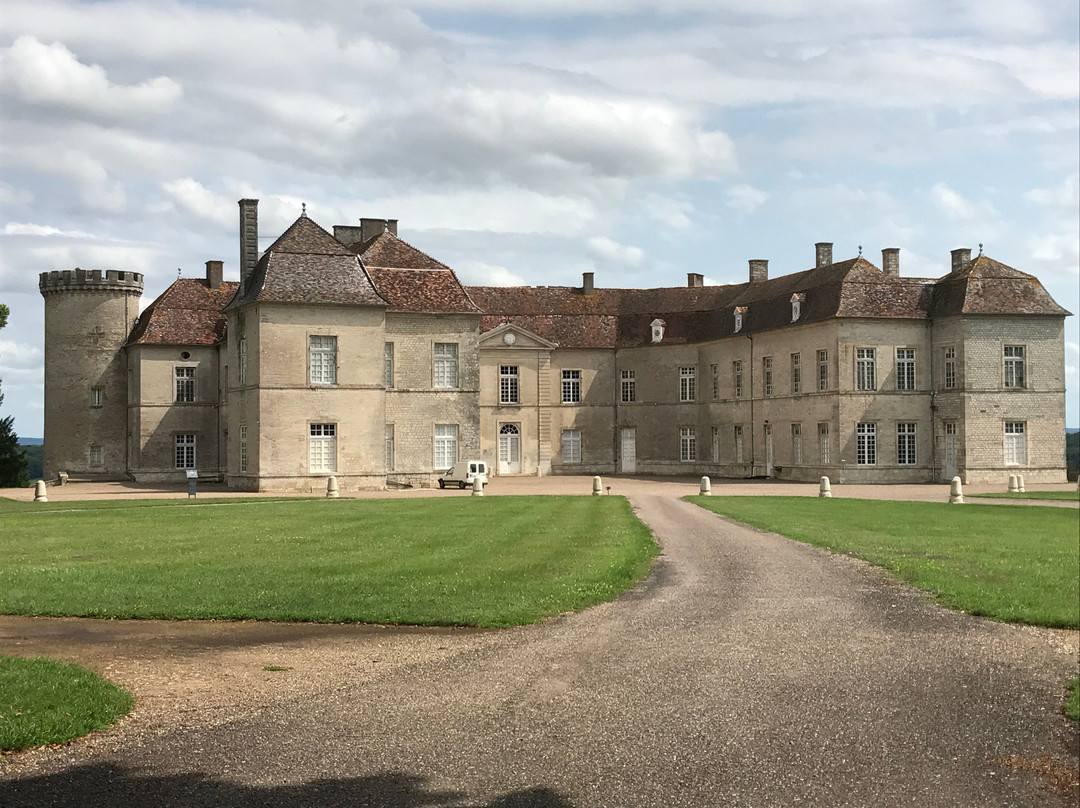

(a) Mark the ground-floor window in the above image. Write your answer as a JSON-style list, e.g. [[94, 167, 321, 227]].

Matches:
[[309, 424, 337, 473], [897, 422, 917, 465], [175, 433, 196, 469], [856, 422, 876, 465], [734, 424, 744, 463], [1003, 421, 1026, 465], [562, 429, 581, 463], [385, 424, 395, 471], [791, 423, 802, 464], [89, 445, 104, 467], [818, 423, 830, 464], [711, 426, 719, 462], [239, 424, 248, 472], [680, 427, 697, 462], [434, 424, 458, 470]]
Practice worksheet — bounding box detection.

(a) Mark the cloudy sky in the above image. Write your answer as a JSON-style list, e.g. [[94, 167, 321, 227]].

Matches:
[[1, 0, 1077, 437]]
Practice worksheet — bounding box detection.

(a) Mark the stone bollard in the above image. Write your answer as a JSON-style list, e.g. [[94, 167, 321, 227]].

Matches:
[[326, 476, 339, 498], [1017, 474, 1025, 493], [819, 476, 832, 498], [33, 480, 48, 503], [1007, 474, 1019, 493], [592, 476, 603, 496], [471, 475, 484, 496], [949, 476, 964, 504], [700, 476, 711, 496]]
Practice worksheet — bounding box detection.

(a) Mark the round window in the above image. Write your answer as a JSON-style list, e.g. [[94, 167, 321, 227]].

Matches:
[[180, 351, 191, 360]]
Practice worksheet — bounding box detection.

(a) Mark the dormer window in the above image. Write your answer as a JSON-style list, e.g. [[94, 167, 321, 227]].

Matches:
[[733, 307, 747, 333], [651, 318, 665, 343], [791, 293, 805, 322]]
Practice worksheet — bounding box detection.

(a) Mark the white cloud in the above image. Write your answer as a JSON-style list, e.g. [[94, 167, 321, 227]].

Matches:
[[726, 184, 768, 214], [0, 339, 42, 368], [587, 236, 644, 268], [3, 223, 97, 238], [640, 194, 694, 230], [930, 183, 999, 222], [162, 179, 234, 230], [453, 260, 527, 287], [1024, 174, 1080, 208]]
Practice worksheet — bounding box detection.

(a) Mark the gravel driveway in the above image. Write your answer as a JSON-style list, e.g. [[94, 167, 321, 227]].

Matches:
[[1, 479, 1077, 806]]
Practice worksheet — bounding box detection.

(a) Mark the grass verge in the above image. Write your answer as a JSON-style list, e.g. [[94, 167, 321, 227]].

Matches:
[[0, 655, 133, 752], [969, 491, 1079, 502], [1066, 677, 1080, 721], [0, 496, 658, 627], [688, 496, 1078, 628]]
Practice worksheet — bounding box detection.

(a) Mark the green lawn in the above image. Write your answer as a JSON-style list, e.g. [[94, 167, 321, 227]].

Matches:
[[969, 490, 1079, 501], [1066, 677, 1080, 721], [0, 496, 658, 627], [0, 655, 133, 752], [689, 496, 1079, 629]]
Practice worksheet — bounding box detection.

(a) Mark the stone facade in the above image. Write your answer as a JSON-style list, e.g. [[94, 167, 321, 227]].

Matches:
[[39, 201, 1070, 488]]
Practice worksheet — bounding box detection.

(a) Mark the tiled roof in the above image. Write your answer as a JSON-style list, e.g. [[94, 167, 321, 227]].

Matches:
[[367, 267, 481, 313], [128, 278, 238, 346], [228, 216, 387, 308], [929, 255, 1070, 317], [356, 231, 450, 270]]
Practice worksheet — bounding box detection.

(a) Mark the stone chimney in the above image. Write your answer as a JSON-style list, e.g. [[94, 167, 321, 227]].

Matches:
[[815, 242, 833, 268], [205, 260, 224, 289], [687, 273, 704, 288], [881, 248, 900, 277], [748, 259, 768, 283], [951, 247, 971, 274], [239, 198, 259, 294], [582, 272, 595, 295], [361, 218, 397, 243]]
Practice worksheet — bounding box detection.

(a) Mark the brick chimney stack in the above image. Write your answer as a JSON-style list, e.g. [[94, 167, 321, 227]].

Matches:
[[687, 273, 704, 288], [951, 247, 971, 273], [748, 259, 768, 283], [815, 242, 833, 268], [205, 260, 224, 289], [881, 248, 900, 276], [239, 198, 258, 294], [582, 272, 595, 295]]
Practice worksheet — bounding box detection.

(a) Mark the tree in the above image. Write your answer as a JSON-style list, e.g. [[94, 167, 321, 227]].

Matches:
[[0, 302, 30, 487]]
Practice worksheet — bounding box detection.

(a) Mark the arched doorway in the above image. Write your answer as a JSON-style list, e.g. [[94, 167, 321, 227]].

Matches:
[[498, 423, 521, 474]]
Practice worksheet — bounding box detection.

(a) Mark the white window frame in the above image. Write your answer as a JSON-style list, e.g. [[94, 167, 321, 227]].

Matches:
[[734, 424, 744, 463], [175, 433, 196, 469], [679, 366, 696, 402], [1003, 421, 1027, 465], [710, 363, 719, 400], [680, 427, 697, 462], [384, 342, 394, 389], [385, 424, 395, 471], [621, 369, 636, 403], [1004, 345, 1025, 389], [817, 349, 828, 392], [238, 338, 247, 386], [943, 346, 956, 389], [818, 423, 830, 464], [309, 423, 337, 473], [762, 356, 773, 397], [239, 424, 248, 472], [790, 353, 801, 394], [309, 336, 337, 386], [712, 426, 720, 462], [562, 429, 582, 464], [791, 423, 802, 464], [733, 360, 743, 398], [434, 342, 459, 389], [89, 445, 104, 467], [896, 348, 916, 391], [897, 422, 917, 465], [856, 422, 877, 465], [562, 369, 581, 403], [434, 423, 459, 469], [90, 387, 103, 408], [175, 366, 196, 402], [856, 348, 876, 391], [500, 365, 520, 404]]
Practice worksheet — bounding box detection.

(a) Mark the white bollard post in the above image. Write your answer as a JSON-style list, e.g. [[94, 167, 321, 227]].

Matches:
[[949, 476, 964, 504], [819, 476, 832, 498], [471, 475, 484, 496], [700, 476, 711, 496], [326, 476, 339, 498], [1007, 474, 1018, 493], [33, 480, 48, 503], [1017, 474, 1025, 493], [592, 476, 603, 496]]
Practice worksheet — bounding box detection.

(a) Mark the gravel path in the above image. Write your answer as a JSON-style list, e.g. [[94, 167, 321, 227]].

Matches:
[[1, 481, 1077, 806]]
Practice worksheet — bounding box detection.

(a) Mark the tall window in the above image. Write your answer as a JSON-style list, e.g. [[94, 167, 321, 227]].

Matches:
[[175, 366, 195, 402], [89, 445, 104, 467], [500, 365, 519, 404], [897, 422, 917, 465], [309, 336, 337, 385], [385, 424, 395, 471], [762, 357, 773, 396], [175, 433, 196, 469], [1004, 422, 1026, 465], [896, 348, 916, 391], [434, 424, 459, 469], [943, 347, 956, 389], [679, 366, 696, 402], [710, 363, 719, 399], [562, 369, 581, 403], [90, 387, 103, 408], [733, 361, 744, 398], [562, 429, 582, 463], [680, 427, 697, 462], [791, 423, 802, 464], [434, 343, 458, 388], [1004, 346, 1025, 388], [856, 422, 876, 465], [856, 348, 876, 391], [817, 349, 828, 392], [621, 369, 636, 403], [384, 343, 394, 388], [239, 424, 248, 472], [309, 424, 337, 472], [712, 426, 720, 462], [790, 353, 802, 394], [818, 423, 830, 464], [734, 425, 744, 463], [238, 338, 247, 385]]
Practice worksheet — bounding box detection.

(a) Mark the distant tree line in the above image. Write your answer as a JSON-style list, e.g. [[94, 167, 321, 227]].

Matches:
[[20, 443, 43, 480]]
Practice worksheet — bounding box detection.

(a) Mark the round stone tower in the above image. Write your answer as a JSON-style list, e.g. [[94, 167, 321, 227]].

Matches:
[[39, 268, 143, 480]]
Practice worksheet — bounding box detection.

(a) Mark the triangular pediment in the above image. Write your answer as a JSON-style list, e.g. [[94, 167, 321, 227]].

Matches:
[[478, 322, 558, 349]]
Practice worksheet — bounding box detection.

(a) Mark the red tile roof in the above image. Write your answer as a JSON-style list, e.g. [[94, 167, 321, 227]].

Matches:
[[128, 278, 237, 346]]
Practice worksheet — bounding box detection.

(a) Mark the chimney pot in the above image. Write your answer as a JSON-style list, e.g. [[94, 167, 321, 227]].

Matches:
[[205, 260, 224, 289], [881, 248, 900, 276], [582, 272, 595, 295], [687, 273, 704, 288], [951, 247, 971, 273], [239, 199, 259, 295], [748, 259, 768, 283], [815, 242, 833, 268]]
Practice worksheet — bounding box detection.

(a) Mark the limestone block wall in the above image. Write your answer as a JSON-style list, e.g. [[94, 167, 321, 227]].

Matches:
[[224, 308, 260, 489], [478, 340, 552, 476], [548, 348, 617, 475]]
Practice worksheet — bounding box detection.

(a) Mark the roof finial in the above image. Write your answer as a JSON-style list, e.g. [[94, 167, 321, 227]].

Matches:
[[177, 267, 182, 278], [858, 245, 863, 257], [301, 202, 307, 218], [978, 242, 983, 255]]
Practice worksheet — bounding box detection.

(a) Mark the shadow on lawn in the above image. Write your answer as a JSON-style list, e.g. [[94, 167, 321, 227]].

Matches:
[[0, 765, 575, 808]]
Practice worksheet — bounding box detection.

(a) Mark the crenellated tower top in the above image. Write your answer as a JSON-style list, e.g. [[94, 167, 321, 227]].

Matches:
[[39, 268, 144, 296]]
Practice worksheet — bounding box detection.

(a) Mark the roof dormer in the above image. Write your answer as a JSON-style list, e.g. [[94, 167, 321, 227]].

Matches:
[[733, 306, 747, 333], [650, 318, 665, 343], [790, 293, 805, 322]]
